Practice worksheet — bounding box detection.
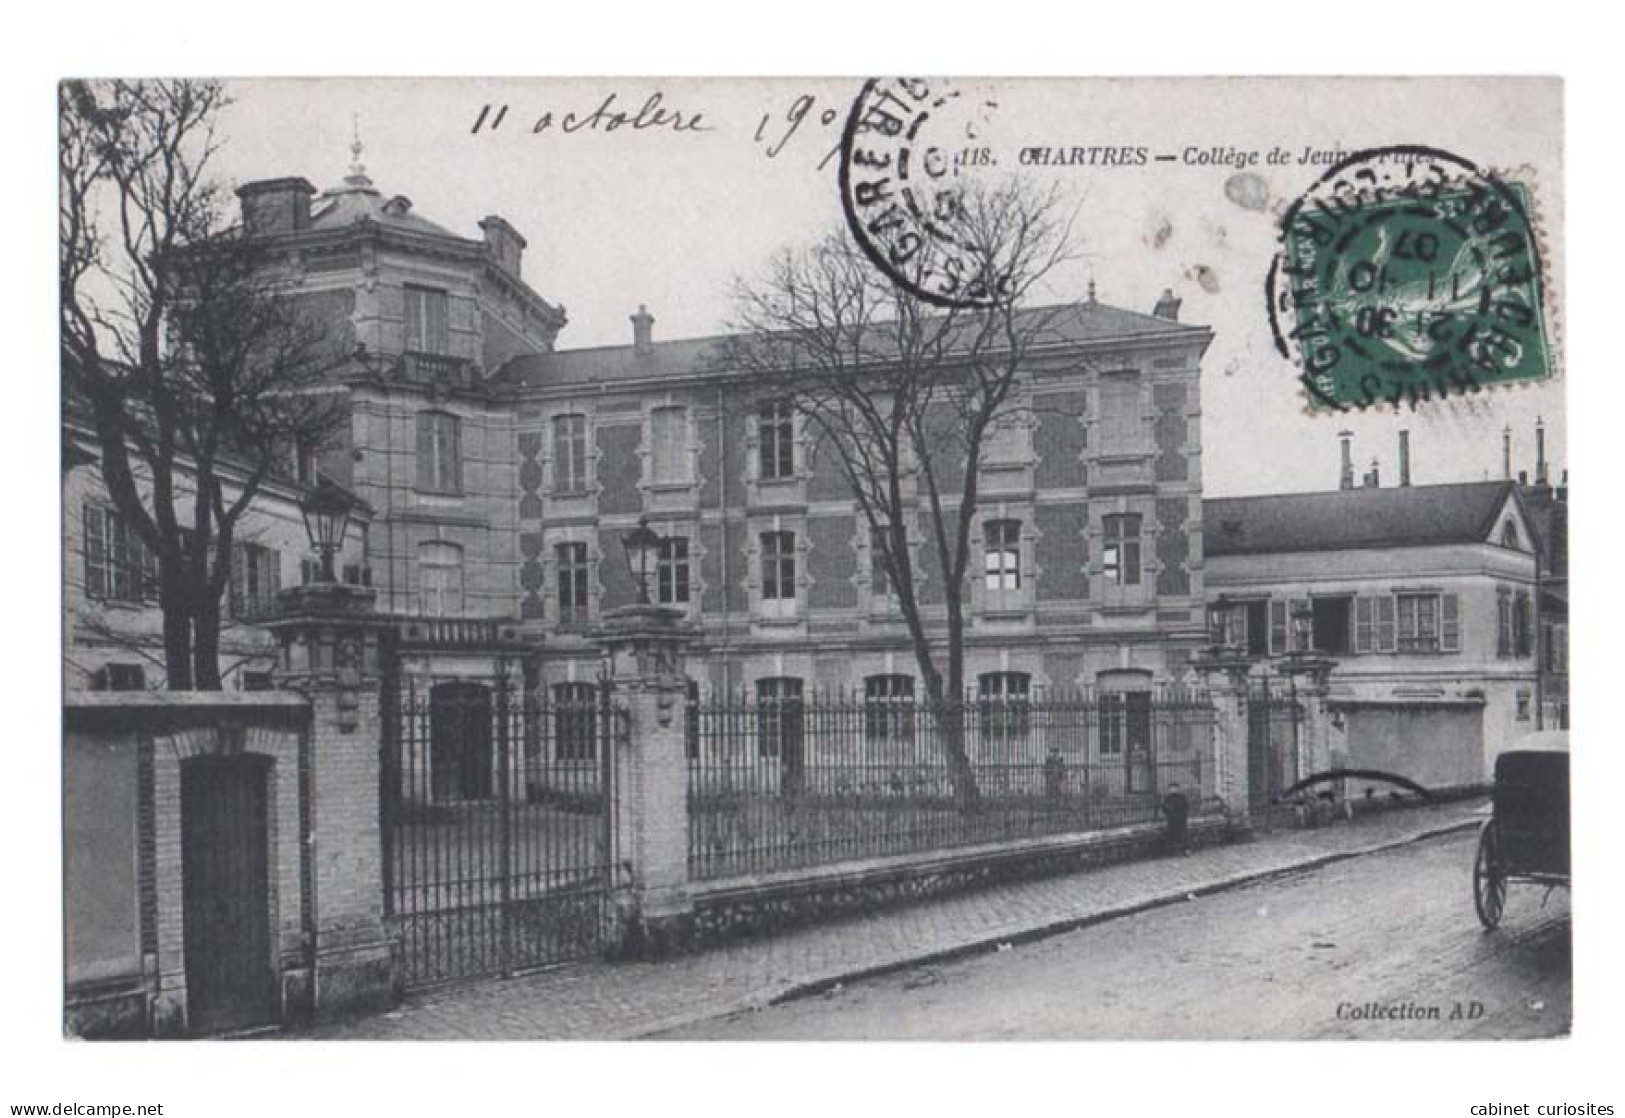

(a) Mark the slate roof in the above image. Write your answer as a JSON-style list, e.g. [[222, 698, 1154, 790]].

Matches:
[[309, 171, 459, 240], [1203, 480, 1521, 557], [493, 299, 1208, 391]]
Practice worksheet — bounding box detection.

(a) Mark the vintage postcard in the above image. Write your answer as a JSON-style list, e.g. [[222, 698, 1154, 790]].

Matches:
[[59, 76, 1567, 1043]]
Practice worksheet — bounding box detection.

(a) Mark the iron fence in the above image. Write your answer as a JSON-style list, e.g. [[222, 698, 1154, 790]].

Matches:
[[686, 686, 1218, 881], [381, 667, 623, 988]]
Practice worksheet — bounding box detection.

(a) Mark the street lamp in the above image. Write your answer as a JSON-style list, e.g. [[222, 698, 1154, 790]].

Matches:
[[299, 478, 356, 584], [620, 516, 663, 605]]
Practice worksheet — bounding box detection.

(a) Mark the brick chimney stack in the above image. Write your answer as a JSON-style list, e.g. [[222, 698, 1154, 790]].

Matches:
[[1398, 429, 1412, 487], [1503, 424, 1513, 480], [631, 305, 655, 356], [1364, 458, 1380, 488], [1152, 288, 1182, 321], [1535, 416, 1549, 486], [236, 177, 316, 237], [478, 215, 527, 278], [1338, 430, 1355, 491]]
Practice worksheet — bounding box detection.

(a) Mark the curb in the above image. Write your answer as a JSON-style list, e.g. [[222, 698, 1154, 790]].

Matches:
[[631, 815, 1479, 1039]]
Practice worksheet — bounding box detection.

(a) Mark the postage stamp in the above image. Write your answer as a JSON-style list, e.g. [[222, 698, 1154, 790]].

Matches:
[[1267, 145, 1553, 412]]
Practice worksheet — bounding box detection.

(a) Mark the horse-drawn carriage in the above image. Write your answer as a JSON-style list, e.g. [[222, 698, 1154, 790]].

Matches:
[[1473, 731, 1570, 929]]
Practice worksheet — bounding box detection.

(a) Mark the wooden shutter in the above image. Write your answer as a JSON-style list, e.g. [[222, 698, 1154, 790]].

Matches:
[[1375, 594, 1397, 652], [416, 413, 435, 490], [1355, 596, 1374, 653], [441, 415, 461, 492], [1441, 593, 1460, 652], [427, 291, 449, 354], [1269, 600, 1287, 655]]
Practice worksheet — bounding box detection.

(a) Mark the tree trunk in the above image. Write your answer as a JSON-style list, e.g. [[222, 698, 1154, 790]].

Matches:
[[159, 578, 194, 691], [192, 590, 223, 690]]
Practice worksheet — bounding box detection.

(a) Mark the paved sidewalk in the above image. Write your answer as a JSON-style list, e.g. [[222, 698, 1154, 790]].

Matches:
[[297, 800, 1484, 1041]]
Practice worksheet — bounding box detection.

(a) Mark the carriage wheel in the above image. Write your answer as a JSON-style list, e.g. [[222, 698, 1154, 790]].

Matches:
[[1474, 821, 1506, 929]]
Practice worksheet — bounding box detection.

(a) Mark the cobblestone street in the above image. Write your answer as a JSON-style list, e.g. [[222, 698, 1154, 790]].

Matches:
[[299, 801, 1488, 1040]]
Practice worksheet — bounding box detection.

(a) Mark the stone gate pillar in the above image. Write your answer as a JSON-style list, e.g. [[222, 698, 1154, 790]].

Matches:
[[264, 582, 395, 1020], [1279, 654, 1337, 805], [591, 601, 697, 957], [1192, 647, 1254, 825]]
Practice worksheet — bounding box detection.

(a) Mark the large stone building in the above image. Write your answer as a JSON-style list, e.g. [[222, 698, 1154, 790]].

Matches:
[[205, 157, 1216, 709]]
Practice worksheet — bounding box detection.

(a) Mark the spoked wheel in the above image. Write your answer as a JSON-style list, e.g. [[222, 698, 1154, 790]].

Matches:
[[1474, 821, 1507, 929]]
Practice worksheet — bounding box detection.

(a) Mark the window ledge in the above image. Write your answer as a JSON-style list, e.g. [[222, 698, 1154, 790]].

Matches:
[[646, 481, 694, 493]]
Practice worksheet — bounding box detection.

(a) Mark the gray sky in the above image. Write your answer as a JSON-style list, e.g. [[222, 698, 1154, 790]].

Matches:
[[215, 77, 1567, 497]]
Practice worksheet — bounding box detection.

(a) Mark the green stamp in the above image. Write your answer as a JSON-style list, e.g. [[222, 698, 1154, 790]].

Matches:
[[1268, 146, 1551, 411]]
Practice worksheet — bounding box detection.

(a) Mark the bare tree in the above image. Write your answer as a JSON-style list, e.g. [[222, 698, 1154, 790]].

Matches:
[[60, 79, 348, 689], [726, 180, 1083, 805]]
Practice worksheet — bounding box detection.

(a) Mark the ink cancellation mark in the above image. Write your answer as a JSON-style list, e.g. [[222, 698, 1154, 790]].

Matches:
[[838, 79, 1003, 308], [1266, 145, 1551, 412]]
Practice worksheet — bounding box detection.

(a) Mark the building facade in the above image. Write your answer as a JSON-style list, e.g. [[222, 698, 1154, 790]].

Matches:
[[1204, 459, 1546, 787], [211, 162, 1217, 720]]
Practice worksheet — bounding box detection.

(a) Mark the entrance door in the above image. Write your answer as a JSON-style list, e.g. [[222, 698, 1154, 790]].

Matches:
[[429, 682, 494, 801], [181, 755, 274, 1034]]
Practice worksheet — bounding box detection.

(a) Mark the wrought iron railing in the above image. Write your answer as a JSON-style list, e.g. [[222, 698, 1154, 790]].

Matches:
[[402, 351, 475, 387], [685, 686, 1219, 881]]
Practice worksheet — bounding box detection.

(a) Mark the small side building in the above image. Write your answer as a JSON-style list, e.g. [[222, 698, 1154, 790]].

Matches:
[[1204, 478, 1541, 789]]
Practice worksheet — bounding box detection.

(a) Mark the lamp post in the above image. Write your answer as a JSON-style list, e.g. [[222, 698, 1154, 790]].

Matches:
[[299, 478, 356, 584], [620, 517, 664, 606]]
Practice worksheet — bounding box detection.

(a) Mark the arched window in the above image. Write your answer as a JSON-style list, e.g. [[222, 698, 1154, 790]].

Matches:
[[417, 541, 464, 617]]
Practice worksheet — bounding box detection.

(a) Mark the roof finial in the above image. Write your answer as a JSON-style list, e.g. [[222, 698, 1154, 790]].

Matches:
[[344, 112, 373, 188], [1086, 275, 1098, 305]]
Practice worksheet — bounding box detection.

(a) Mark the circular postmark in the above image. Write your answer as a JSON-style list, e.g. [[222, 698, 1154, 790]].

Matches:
[[838, 78, 1004, 307], [1266, 145, 1551, 412]]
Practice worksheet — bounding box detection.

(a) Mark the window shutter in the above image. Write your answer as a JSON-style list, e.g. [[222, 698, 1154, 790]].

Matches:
[[444, 416, 461, 492], [229, 542, 246, 619], [1355, 596, 1374, 653], [416, 413, 434, 489], [428, 292, 449, 354], [1441, 593, 1460, 652], [84, 504, 105, 598], [1269, 600, 1287, 655], [1376, 595, 1397, 652]]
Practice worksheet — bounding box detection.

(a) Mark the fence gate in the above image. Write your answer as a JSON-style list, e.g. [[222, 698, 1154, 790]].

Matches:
[[381, 663, 624, 989], [1246, 678, 1304, 815]]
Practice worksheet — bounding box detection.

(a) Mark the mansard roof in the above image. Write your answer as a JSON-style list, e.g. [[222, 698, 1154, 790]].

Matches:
[[1204, 480, 1529, 557], [493, 298, 1210, 391]]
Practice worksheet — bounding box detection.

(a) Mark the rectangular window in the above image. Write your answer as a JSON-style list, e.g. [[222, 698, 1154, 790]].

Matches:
[[417, 542, 464, 617], [1512, 591, 1533, 658], [760, 531, 797, 602], [1310, 596, 1353, 654], [758, 399, 795, 480], [1396, 593, 1442, 653], [415, 411, 461, 494], [553, 683, 598, 762], [977, 672, 1032, 743], [863, 674, 916, 744], [553, 414, 589, 493], [1102, 513, 1142, 586], [651, 406, 688, 484], [83, 504, 156, 603], [755, 677, 805, 765], [656, 537, 690, 606], [556, 542, 590, 627], [983, 519, 1022, 591], [404, 285, 449, 355], [229, 542, 282, 620], [91, 663, 146, 692]]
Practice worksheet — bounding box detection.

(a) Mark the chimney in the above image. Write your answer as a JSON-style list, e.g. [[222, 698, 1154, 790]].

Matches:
[[236, 177, 316, 237], [630, 305, 655, 356], [1398, 429, 1412, 487], [1152, 289, 1182, 321], [1535, 416, 1549, 486], [1502, 424, 1513, 480], [1338, 430, 1355, 490], [478, 215, 527, 278], [1364, 458, 1380, 488]]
